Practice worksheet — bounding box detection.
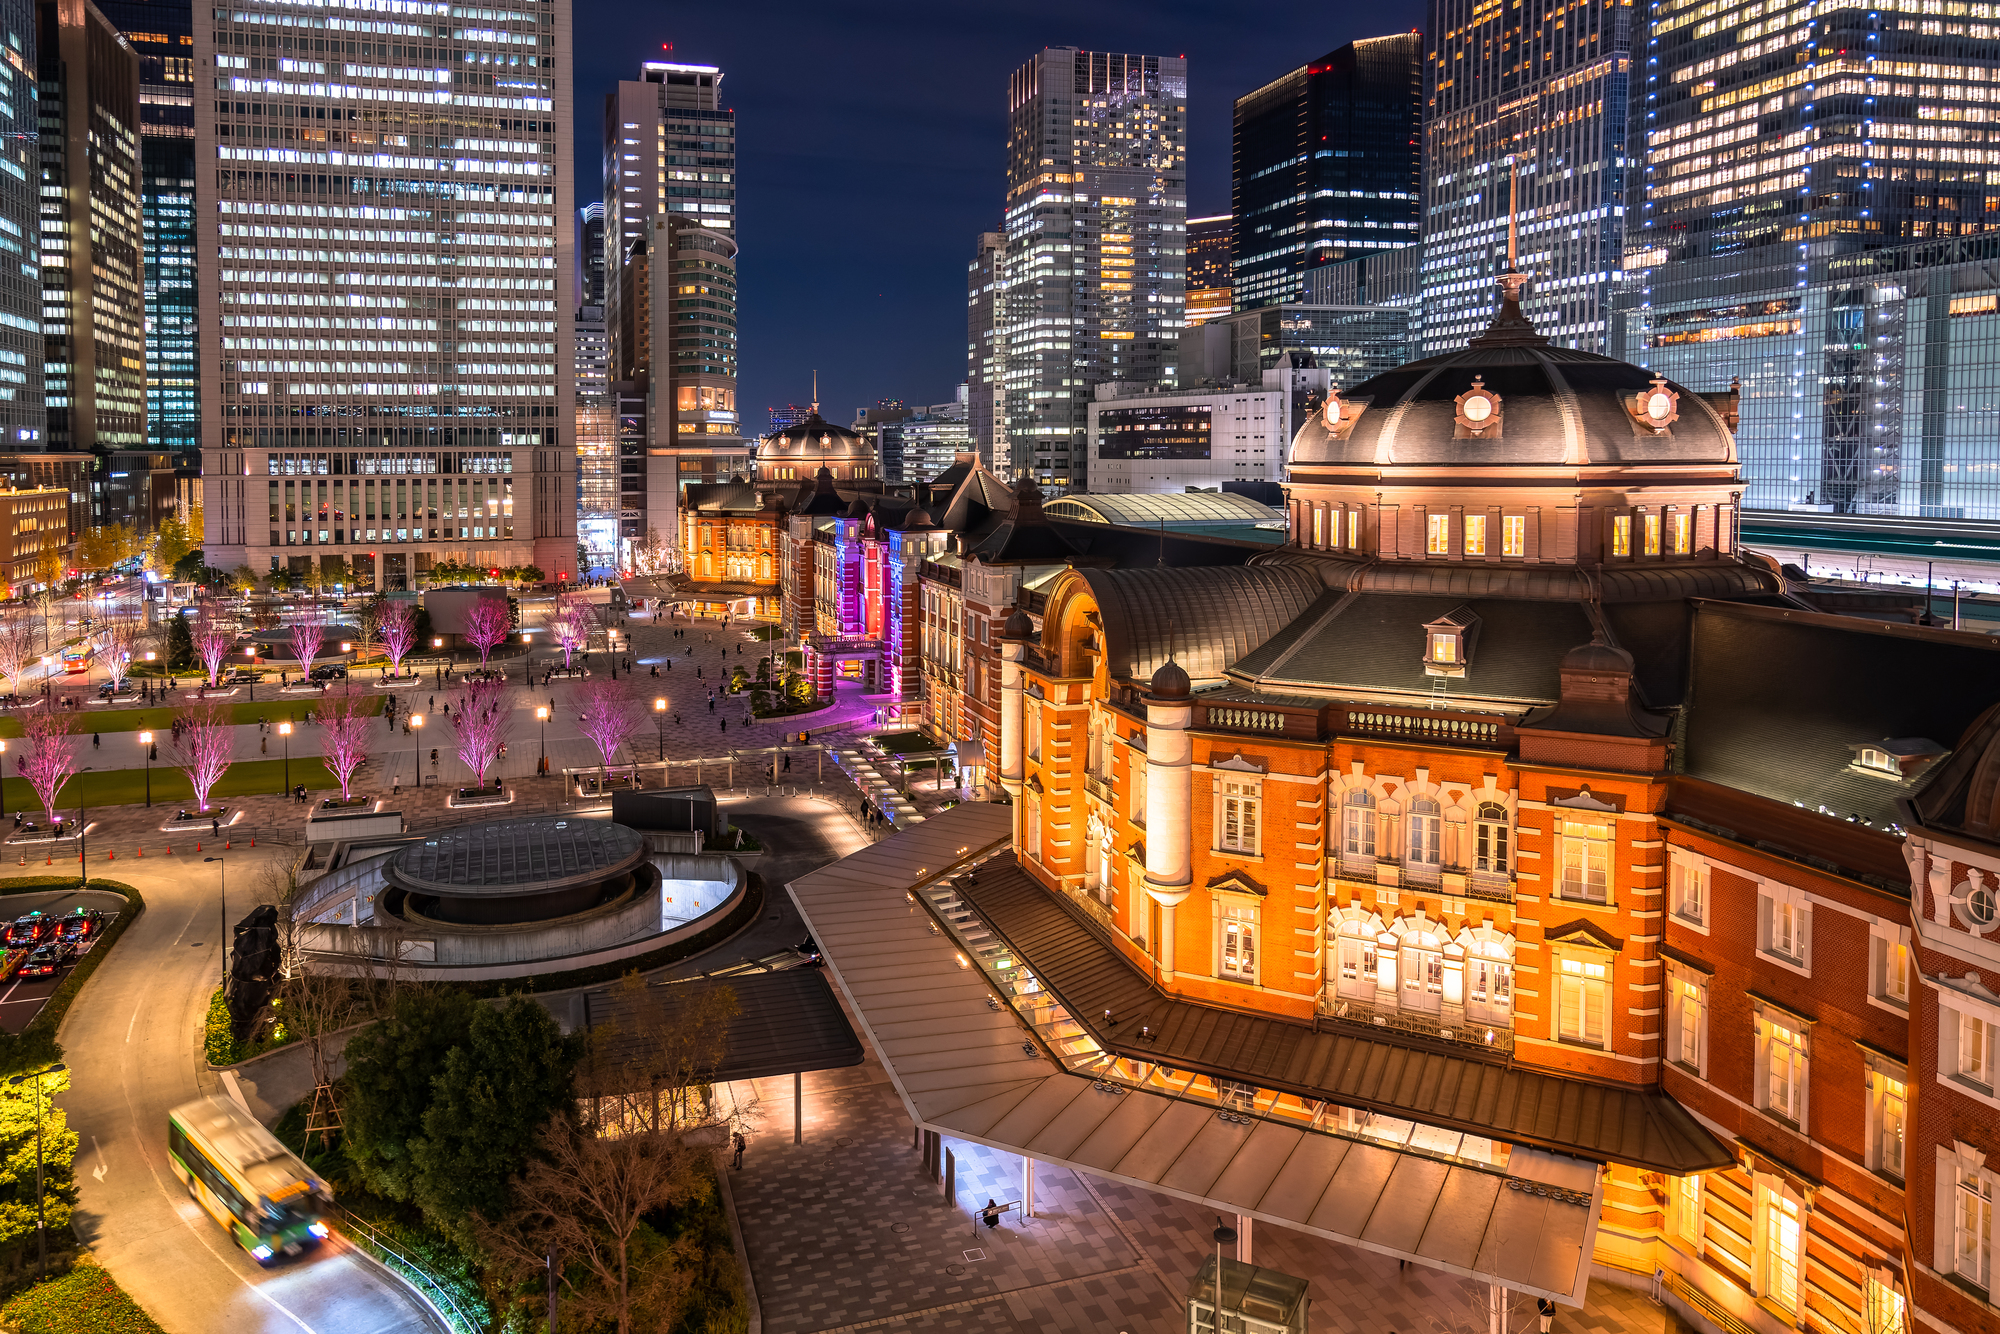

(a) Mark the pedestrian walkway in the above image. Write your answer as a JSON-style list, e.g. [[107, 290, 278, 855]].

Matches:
[[719, 999, 1697, 1334]]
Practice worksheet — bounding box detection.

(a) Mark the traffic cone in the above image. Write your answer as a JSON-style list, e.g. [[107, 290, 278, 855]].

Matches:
[[107, 850, 113, 860], [195, 842, 201, 852], [136, 847, 142, 857], [224, 841, 231, 850]]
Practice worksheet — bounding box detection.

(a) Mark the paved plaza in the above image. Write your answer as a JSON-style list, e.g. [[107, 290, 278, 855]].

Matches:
[[720, 1009, 1697, 1334]]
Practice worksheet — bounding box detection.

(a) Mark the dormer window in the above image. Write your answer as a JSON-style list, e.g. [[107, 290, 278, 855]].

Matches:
[[1848, 737, 1948, 782], [1422, 604, 1481, 677]]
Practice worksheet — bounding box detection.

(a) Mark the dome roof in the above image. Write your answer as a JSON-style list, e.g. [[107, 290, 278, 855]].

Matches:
[[754, 411, 872, 465], [1001, 608, 1034, 640], [1290, 342, 1736, 471], [1148, 660, 1191, 699]]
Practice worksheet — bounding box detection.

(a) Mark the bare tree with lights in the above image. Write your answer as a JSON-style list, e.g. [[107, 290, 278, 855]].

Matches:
[[289, 605, 326, 680], [462, 596, 510, 671], [191, 604, 234, 687], [574, 677, 639, 795], [379, 599, 417, 677], [0, 613, 35, 700], [17, 709, 77, 828], [548, 589, 592, 670], [450, 676, 511, 789], [97, 610, 140, 693], [317, 688, 373, 801], [172, 702, 234, 813]]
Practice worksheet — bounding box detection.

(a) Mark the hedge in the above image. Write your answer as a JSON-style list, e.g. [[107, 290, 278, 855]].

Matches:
[[202, 989, 235, 1067], [0, 877, 144, 1076], [0, 1254, 166, 1334]]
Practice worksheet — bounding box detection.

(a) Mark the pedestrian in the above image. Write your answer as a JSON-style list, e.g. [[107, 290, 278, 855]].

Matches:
[[429, 695, 435, 710], [731, 1131, 745, 1169], [261, 735, 267, 754], [783, 754, 791, 772], [210, 817, 219, 837], [91, 732, 99, 749], [982, 1198, 1001, 1230], [721, 718, 727, 733]]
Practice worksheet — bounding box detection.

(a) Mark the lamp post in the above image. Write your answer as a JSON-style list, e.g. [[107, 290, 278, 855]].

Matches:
[[138, 730, 153, 807], [608, 627, 618, 680], [0, 738, 7, 822], [536, 705, 549, 776], [206, 854, 226, 989], [653, 697, 667, 761], [410, 713, 424, 786], [8, 1063, 66, 1280], [76, 766, 91, 891], [278, 720, 292, 796]]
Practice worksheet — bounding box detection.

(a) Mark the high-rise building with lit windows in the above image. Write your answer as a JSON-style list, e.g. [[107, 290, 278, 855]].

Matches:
[[1419, 0, 1634, 353], [576, 199, 604, 305], [0, 5, 43, 454], [193, 0, 576, 588], [1231, 35, 1423, 312], [1184, 213, 1232, 324], [1000, 46, 1187, 490], [965, 229, 1004, 471], [1622, 2, 2000, 518]]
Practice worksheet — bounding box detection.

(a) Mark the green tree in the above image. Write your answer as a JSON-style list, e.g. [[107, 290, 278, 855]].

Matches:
[[411, 996, 579, 1244], [153, 513, 194, 574], [229, 565, 260, 596], [339, 989, 480, 1203], [0, 1068, 75, 1256], [170, 549, 206, 583], [165, 613, 195, 671]]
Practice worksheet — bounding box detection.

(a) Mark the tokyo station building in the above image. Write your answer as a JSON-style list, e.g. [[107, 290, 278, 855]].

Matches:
[[793, 271, 2000, 1334]]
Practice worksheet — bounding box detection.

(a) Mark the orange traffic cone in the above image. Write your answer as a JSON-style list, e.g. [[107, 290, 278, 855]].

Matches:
[[224, 841, 231, 851], [195, 842, 201, 853], [136, 847, 142, 857], [107, 850, 113, 860]]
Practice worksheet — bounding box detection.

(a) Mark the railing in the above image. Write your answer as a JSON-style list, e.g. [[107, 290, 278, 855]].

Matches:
[[1201, 705, 1288, 734], [1463, 873, 1515, 904], [1342, 709, 1506, 747], [332, 1206, 485, 1334], [1316, 993, 1515, 1060], [1664, 1269, 1761, 1334], [1083, 772, 1113, 804], [1063, 880, 1114, 929]]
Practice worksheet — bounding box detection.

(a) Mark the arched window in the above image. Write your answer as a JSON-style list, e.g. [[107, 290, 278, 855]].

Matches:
[[1401, 930, 1445, 1014], [1334, 920, 1380, 1000], [1342, 790, 1376, 864], [1466, 937, 1514, 1026], [1474, 802, 1510, 875], [1408, 797, 1442, 881]]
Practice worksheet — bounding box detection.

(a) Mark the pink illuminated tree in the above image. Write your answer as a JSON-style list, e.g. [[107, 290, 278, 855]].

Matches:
[[462, 596, 510, 670], [574, 677, 639, 793], [17, 708, 77, 827], [547, 589, 591, 669], [289, 606, 326, 680], [317, 688, 372, 801], [97, 611, 139, 691], [379, 599, 417, 677], [191, 604, 234, 687], [0, 614, 34, 699], [450, 676, 511, 788], [171, 702, 234, 813]]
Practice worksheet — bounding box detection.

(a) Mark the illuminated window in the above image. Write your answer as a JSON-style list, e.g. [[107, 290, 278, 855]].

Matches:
[[1611, 515, 1632, 557], [1677, 1174, 1704, 1243], [1759, 1016, 1808, 1123], [1958, 1165, 1993, 1289], [1673, 511, 1692, 553], [1558, 957, 1608, 1046], [1217, 779, 1260, 854], [1644, 512, 1662, 555], [1463, 514, 1486, 555], [1343, 789, 1376, 861], [1428, 632, 1457, 663], [1311, 508, 1323, 547], [1426, 513, 1450, 554], [1502, 514, 1525, 556], [1867, 1276, 1906, 1334], [1669, 971, 1706, 1073], [1869, 1070, 1906, 1178], [1760, 1185, 1802, 1311], [1219, 907, 1257, 982], [1559, 818, 1609, 902]]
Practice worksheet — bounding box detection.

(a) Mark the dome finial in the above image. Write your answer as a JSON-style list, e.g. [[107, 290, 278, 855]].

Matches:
[[811, 368, 819, 416], [1470, 155, 1549, 349]]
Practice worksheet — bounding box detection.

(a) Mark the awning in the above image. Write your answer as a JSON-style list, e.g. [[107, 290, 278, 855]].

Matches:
[[575, 967, 863, 1084], [788, 805, 1606, 1304]]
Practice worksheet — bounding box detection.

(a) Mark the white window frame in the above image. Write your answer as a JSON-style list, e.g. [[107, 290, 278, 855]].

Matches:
[[1670, 855, 1708, 931], [1334, 921, 1380, 1001], [1939, 988, 2000, 1111], [1408, 796, 1442, 872], [1756, 882, 1813, 975], [1463, 513, 1487, 556], [1863, 1058, 1908, 1181], [1342, 789, 1376, 863], [1753, 1004, 1811, 1129], [1219, 904, 1258, 985], [1426, 512, 1449, 555], [1558, 816, 1610, 904], [1502, 513, 1526, 557], [1556, 952, 1610, 1049], [1472, 802, 1510, 876], [1216, 778, 1261, 855], [1869, 920, 1911, 1013], [1666, 963, 1708, 1077], [1957, 1160, 1994, 1291], [1754, 1178, 1804, 1313], [1464, 937, 1513, 1028], [1676, 1173, 1704, 1247]]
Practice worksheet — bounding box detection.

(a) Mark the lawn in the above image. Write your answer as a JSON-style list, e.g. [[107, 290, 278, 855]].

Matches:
[[0, 694, 384, 738], [0, 756, 343, 815], [872, 729, 946, 756], [1, 1254, 167, 1334]]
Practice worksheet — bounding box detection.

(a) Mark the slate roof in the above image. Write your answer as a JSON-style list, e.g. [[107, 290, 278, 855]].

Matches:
[[1902, 702, 2000, 840], [1681, 600, 2000, 828], [1230, 592, 1595, 705], [682, 481, 768, 515], [957, 859, 1731, 1175], [1075, 565, 1325, 683]]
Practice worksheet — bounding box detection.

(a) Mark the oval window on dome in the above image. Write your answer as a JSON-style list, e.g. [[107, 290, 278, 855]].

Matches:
[[1647, 391, 1673, 420], [1463, 395, 1493, 422]]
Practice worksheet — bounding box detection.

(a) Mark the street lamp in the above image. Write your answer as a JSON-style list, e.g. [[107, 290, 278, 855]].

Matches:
[[653, 697, 667, 761], [206, 855, 226, 990], [410, 713, 424, 786], [7, 1063, 66, 1279], [138, 730, 153, 807], [278, 720, 292, 797], [535, 705, 549, 776], [608, 626, 618, 680], [0, 738, 7, 821], [76, 766, 91, 891]]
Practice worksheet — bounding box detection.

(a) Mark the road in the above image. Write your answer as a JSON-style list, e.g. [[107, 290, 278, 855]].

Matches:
[[57, 846, 445, 1334]]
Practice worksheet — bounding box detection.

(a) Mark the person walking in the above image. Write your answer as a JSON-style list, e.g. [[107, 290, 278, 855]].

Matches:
[[91, 732, 99, 749], [731, 1131, 746, 1170]]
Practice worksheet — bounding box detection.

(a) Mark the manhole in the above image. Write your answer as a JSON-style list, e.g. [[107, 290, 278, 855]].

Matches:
[[891, 1222, 910, 1234], [190, 942, 203, 947], [946, 1263, 966, 1276], [962, 1248, 985, 1262], [836, 1137, 853, 1148]]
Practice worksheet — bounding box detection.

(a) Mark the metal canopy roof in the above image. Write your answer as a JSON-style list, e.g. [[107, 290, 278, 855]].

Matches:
[[1045, 492, 1287, 528], [391, 817, 644, 894], [787, 805, 1606, 1305], [579, 969, 864, 1085]]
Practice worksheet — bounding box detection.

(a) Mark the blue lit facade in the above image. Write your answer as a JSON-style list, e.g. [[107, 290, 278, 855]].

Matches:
[[0, 1, 40, 448]]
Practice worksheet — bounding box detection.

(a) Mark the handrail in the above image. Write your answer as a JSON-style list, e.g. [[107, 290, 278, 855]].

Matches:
[[332, 1205, 485, 1334]]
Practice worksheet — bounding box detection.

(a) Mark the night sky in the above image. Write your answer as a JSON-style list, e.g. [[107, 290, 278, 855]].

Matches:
[[572, 1, 1429, 432]]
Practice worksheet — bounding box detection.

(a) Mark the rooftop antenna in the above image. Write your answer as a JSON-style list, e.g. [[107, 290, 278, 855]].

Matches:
[[1506, 155, 1520, 272], [1158, 517, 1166, 567], [811, 370, 819, 416]]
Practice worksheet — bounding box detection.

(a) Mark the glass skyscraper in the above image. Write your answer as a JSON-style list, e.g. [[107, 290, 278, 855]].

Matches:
[[193, 0, 576, 586], [1231, 34, 1423, 311], [1420, 0, 1633, 352], [1185, 213, 1232, 324], [0, 0, 41, 449], [1000, 46, 1186, 490]]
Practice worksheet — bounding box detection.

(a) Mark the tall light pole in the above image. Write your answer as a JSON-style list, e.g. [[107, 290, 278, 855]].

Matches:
[[278, 720, 292, 797], [8, 1063, 66, 1279], [0, 738, 8, 822], [76, 766, 91, 891], [138, 730, 153, 807], [653, 697, 667, 761], [410, 713, 424, 786], [206, 855, 226, 990], [536, 705, 549, 776]]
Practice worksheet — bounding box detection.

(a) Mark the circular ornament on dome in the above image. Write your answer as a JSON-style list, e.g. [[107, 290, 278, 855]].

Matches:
[[1454, 376, 1501, 436], [1631, 376, 1680, 433], [1321, 388, 1343, 430]]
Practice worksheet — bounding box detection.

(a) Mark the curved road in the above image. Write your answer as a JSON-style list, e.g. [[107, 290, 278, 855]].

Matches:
[[58, 845, 444, 1334]]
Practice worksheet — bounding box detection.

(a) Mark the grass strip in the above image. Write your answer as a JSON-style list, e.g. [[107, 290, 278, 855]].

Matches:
[[0, 694, 385, 738], [0, 756, 343, 812], [0, 1254, 167, 1334]]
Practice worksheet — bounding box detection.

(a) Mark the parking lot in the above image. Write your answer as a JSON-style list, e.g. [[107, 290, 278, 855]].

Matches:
[[0, 889, 127, 1034]]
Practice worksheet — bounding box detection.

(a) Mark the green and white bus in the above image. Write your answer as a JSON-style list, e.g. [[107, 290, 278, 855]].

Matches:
[[167, 1096, 333, 1263]]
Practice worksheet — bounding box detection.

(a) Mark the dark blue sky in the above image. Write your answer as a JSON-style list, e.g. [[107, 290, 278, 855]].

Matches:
[[573, 1, 1429, 431]]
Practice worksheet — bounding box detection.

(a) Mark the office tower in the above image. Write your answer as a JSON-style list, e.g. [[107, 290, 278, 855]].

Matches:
[[1420, 2, 1633, 353], [767, 404, 811, 432], [965, 230, 1004, 473], [604, 60, 732, 382], [1001, 47, 1187, 490], [1185, 214, 1232, 324], [0, 5, 41, 453], [98, 0, 196, 484], [1625, 9, 2000, 518], [574, 293, 612, 567], [193, 0, 575, 588], [576, 201, 605, 307], [40, 0, 145, 473], [1232, 35, 1422, 312]]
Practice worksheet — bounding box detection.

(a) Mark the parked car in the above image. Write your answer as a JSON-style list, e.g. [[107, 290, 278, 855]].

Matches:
[[5, 913, 49, 948], [58, 909, 101, 944], [308, 664, 347, 681], [19, 942, 72, 977]]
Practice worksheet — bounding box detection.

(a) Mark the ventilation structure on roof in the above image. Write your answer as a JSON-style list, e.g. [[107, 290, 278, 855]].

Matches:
[[1422, 604, 1481, 678]]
